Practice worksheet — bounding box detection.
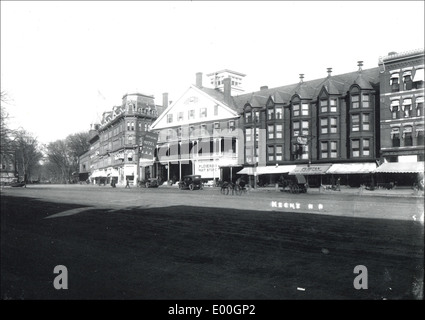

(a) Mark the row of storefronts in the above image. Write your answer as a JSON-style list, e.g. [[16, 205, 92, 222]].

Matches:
[[80, 50, 424, 188]]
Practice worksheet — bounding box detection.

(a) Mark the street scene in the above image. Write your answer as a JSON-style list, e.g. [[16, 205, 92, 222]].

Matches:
[[1, 1, 424, 305]]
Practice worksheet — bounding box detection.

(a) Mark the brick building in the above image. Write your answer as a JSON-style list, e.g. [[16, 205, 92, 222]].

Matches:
[[79, 93, 164, 186], [235, 63, 381, 187]]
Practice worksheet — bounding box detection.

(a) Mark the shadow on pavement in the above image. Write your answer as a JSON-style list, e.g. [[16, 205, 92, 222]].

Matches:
[[1, 195, 424, 300]]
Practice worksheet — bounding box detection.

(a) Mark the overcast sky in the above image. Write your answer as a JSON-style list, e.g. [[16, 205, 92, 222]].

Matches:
[[1, 1, 424, 144]]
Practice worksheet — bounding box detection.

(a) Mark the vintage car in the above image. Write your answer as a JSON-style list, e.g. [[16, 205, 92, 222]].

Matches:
[[178, 175, 203, 190], [140, 178, 159, 188]]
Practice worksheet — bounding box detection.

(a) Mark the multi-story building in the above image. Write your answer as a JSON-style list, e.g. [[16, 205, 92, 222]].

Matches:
[[150, 71, 245, 184], [374, 49, 424, 185], [79, 92, 164, 186], [236, 63, 381, 187]]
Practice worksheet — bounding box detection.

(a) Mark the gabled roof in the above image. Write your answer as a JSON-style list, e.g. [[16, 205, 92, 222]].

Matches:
[[233, 67, 380, 113]]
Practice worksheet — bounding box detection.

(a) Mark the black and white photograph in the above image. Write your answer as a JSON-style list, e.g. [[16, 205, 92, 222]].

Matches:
[[1, 0, 424, 309]]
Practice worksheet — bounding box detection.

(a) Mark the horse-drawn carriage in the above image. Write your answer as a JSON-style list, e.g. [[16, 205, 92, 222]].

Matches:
[[280, 174, 308, 194]]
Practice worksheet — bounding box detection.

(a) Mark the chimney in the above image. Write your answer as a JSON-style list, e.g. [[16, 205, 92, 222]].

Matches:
[[357, 61, 363, 72], [260, 85, 268, 91], [388, 51, 397, 56], [162, 92, 168, 108], [327, 68, 332, 77], [196, 72, 203, 87], [223, 77, 231, 105], [299, 74, 304, 83]]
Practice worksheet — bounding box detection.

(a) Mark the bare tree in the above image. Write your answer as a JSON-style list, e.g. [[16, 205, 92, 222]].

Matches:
[[13, 130, 43, 185]]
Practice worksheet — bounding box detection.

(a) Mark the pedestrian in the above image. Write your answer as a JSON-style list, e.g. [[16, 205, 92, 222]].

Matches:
[[125, 178, 130, 189]]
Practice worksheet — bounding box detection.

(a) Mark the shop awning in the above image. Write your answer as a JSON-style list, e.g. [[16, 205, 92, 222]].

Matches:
[[289, 164, 332, 175], [374, 161, 424, 173], [237, 165, 296, 175], [326, 162, 377, 174], [91, 171, 107, 178]]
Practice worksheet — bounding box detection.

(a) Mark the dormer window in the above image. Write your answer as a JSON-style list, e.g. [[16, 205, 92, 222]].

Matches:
[[330, 99, 337, 112], [320, 100, 328, 113], [293, 103, 300, 117], [352, 95, 360, 109]]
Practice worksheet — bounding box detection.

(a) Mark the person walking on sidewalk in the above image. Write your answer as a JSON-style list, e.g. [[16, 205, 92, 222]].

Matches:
[[125, 178, 130, 189]]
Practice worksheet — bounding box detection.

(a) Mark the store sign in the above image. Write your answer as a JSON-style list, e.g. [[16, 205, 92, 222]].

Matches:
[[291, 165, 331, 175], [195, 161, 219, 178], [140, 132, 158, 160]]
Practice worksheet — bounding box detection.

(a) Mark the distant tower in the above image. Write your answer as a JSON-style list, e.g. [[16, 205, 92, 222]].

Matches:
[[206, 69, 246, 95]]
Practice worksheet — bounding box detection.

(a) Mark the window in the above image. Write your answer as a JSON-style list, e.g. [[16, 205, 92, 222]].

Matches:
[[363, 139, 370, 156], [390, 72, 400, 92], [276, 124, 283, 138], [276, 145, 283, 161], [293, 121, 300, 136], [417, 129, 424, 146], [127, 122, 131, 130], [416, 97, 424, 116], [200, 124, 207, 136], [391, 100, 400, 119], [188, 110, 195, 120], [320, 100, 328, 113], [214, 105, 219, 116], [268, 146, 275, 161], [167, 114, 173, 123], [178, 112, 184, 122], [352, 95, 359, 109], [352, 114, 360, 131], [330, 117, 338, 133], [413, 67, 424, 89], [301, 145, 309, 160], [189, 126, 194, 137], [254, 111, 260, 123], [330, 141, 337, 158], [214, 122, 220, 133], [167, 129, 173, 141], [177, 127, 182, 138], [228, 120, 235, 132], [268, 125, 274, 139], [246, 128, 252, 142], [321, 141, 328, 158], [403, 126, 413, 146], [403, 71, 412, 90], [131, 122, 134, 131], [275, 107, 283, 119], [391, 128, 400, 147], [245, 112, 252, 123], [268, 108, 274, 120], [402, 98, 412, 117], [301, 103, 309, 116], [321, 118, 328, 134], [301, 121, 309, 136], [362, 114, 370, 131], [200, 108, 207, 118], [352, 140, 360, 157], [293, 104, 300, 116], [362, 94, 369, 108], [330, 99, 337, 112], [246, 147, 253, 164]]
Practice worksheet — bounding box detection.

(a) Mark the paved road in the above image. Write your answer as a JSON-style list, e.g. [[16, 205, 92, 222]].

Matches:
[[1, 184, 423, 222], [1, 184, 423, 301]]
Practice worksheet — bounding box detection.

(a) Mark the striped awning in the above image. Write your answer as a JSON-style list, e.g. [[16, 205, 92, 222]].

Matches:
[[374, 162, 424, 173], [326, 162, 377, 174], [237, 165, 296, 175]]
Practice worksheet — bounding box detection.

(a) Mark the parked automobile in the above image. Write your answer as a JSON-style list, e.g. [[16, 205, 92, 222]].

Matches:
[[141, 178, 159, 188], [178, 175, 203, 190]]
